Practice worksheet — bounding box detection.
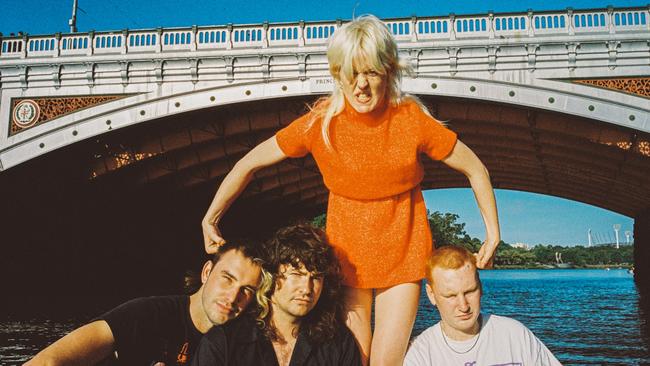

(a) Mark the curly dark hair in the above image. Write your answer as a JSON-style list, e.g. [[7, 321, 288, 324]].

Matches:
[[257, 223, 344, 344]]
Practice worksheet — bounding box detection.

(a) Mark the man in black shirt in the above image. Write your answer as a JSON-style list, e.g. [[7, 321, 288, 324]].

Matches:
[[26, 240, 265, 366], [192, 224, 361, 366]]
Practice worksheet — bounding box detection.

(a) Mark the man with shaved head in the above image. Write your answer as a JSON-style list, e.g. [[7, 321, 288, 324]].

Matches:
[[404, 245, 562, 366]]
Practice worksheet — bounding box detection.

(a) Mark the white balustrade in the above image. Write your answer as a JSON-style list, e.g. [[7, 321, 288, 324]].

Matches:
[[0, 7, 648, 58], [197, 28, 228, 50], [304, 23, 336, 45], [161, 30, 193, 51], [493, 15, 528, 36], [128, 31, 158, 52], [533, 13, 569, 34], [454, 16, 490, 38], [27, 37, 57, 57], [572, 11, 608, 32], [268, 25, 300, 47], [60, 35, 90, 55], [385, 20, 412, 41], [1, 39, 23, 57], [612, 10, 649, 31], [231, 26, 264, 48], [416, 18, 450, 40], [93, 33, 123, 54]]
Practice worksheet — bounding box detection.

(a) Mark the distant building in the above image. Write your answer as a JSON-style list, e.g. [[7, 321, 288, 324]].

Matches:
[[512, 242, 531, 250]]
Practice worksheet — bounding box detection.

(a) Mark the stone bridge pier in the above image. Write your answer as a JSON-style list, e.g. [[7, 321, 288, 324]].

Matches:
[[635, 211, 650, 288]]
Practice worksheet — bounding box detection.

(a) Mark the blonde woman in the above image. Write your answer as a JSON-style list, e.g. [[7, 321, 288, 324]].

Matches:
[[202, 15, 500, 365]]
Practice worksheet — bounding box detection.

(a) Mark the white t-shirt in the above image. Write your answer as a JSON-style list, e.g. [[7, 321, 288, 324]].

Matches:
[[404, 314, 562, 366]]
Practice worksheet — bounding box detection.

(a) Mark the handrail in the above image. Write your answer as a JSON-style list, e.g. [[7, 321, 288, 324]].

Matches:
[[1, 6, 648, 59]]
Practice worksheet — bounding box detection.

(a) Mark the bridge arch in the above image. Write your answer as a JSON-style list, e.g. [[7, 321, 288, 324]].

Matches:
[[52, 80, 643, 219], [2, 75, 648, 172], [1, 6, 649, 284]]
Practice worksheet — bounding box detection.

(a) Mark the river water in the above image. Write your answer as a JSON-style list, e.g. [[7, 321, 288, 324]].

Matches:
[[2, 269, 649, 365]]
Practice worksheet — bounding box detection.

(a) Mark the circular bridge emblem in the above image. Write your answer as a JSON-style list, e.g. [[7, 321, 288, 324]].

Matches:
[[13, 100, 41, 129]]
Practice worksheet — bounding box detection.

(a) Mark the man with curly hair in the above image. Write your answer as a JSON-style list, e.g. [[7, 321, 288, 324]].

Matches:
[[192, 224, 361, 366]]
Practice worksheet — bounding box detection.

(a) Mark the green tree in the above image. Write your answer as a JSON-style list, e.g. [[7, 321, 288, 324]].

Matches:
[[312, 211, 635, 267], [532, 245, 556, 264], [311, 213, 326, 229], [427, 210, 482, 252]]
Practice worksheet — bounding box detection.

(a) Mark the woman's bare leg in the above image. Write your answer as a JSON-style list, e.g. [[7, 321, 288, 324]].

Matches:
[[370, 281, 420, 366], [344, 287, 374, 366]]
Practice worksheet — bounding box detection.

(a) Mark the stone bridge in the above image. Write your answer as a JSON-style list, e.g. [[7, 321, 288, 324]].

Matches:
[[1, 6, 650, 280]]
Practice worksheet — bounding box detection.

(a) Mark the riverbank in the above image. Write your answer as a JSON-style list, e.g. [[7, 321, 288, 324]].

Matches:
[[494, 263, 633, 269]]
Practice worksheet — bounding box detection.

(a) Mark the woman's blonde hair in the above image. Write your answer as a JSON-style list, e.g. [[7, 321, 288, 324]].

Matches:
[[311, 15, 417, 148]]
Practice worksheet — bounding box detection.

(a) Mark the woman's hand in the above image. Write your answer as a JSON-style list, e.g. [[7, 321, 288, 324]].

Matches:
[[475, 239, 499, 269], [200, 136, 289, 254], [202, 218, 225, 254]]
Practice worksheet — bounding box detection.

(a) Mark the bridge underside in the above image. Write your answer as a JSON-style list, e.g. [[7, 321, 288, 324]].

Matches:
[[4, 94, 650, 295], [83, 95, 650, 219]]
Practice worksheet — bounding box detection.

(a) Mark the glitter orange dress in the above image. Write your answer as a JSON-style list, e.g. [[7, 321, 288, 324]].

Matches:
[[276, 99, 457, 288]]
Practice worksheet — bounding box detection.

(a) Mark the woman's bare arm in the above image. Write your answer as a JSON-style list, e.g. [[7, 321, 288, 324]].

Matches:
[[202, 136, 288, 253], [441, 140, 501, 268]]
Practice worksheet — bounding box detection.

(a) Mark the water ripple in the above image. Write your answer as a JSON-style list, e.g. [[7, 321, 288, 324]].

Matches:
[[413, 269, 650, 365], [2, 269, 649, 365]]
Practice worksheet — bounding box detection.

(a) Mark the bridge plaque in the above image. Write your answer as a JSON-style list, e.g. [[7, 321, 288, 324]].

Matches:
[[12, 100, 40, 130], [309, 77, 334, 93]]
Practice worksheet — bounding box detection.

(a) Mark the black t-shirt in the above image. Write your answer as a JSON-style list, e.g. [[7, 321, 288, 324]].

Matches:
[[191, 315, 361, 366], [100, 295, 202, 365]]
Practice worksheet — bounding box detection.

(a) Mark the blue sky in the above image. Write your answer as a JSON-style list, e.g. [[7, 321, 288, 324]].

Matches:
[[1, 0, 645, 35], [424, 189, 632, 247], [0, 0, 639, 246]]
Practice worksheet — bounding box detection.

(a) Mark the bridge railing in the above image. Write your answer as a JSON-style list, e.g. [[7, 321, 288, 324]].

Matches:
[[92, 33, 119, 54], [385, 19, 413, 41], [416, 18, 451, 39], [26, 36, 57, 56], [493, 14, 528, 37], [304, 23, 336, 45], [129, 31, 157, 52], [1, 6, 648, 59], [612, 9, 648, 31], [197, 27, 228, 49]]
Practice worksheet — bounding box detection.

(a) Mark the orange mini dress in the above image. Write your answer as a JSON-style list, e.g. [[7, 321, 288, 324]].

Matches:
[[276, 99, 457, 288]]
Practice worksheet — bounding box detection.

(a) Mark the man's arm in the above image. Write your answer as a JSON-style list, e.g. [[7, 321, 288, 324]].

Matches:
[[24, 320, 115, 366]]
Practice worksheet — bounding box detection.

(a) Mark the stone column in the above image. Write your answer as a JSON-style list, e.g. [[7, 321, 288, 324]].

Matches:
[[298, 20, 305, 47], [191, 25, 198, 51], [55, 32, 62, 57], [262, 21, 269, 48], [121, 29, 128, 54], [21, 33, 27, 58], [634, 209, 650, 290], [156, 27, 163, 53], [87, 31, 94, 56]]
